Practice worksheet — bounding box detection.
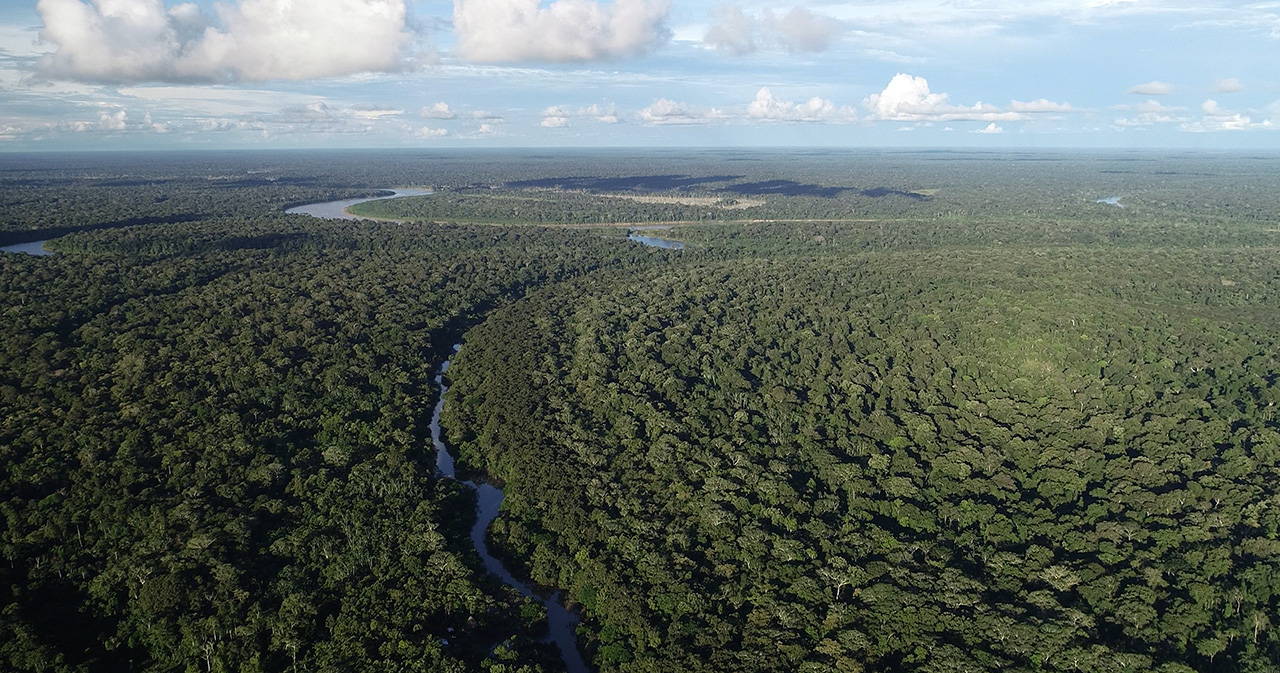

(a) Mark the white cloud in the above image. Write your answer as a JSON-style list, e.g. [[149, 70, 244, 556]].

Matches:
[[453, 0, 671, 63], [36, 0, 412, 83], [142, 111, 168, 133], [703, 6, 755, 55], [746, 87, 853, 122], [60, 105, 158, 134], [1009, 98, 1073, 113], [973, 122, 1003, 134], [864, 73, 1022, 122], [538, 103, 619, 127], [703, 6, 840, 55], [1113, 115, 1179, 127], [541, 105, 570, 127], [349, 104, 403, 120], [582, 103, 620, 123], [638, 97, 719, 125], [416, 126, 448, 138], [97, 106, 127, 131], [1181, 98, 1272, 132], [1213, 77, 1243, 93], [1111, 99, 1186, 127], [1127, 80, 1174, 95], [1113, 99, 1183, 114], [421, 102, 456, 119], [771, 7, 841, 52]]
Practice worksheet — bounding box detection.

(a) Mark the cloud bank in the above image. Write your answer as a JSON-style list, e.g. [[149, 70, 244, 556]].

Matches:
[[638, 98, 722, 125], [865, 74, 1022, 122], [36, 0, 412, 83], [453, 0, 671, 62], [747, 88, 853, 122]]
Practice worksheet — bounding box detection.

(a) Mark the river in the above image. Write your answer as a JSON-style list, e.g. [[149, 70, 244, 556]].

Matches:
[[627, 229, 685, 250], [285, 188, 436, 220], [290, 190, 600, 670], [431, 347, 590, 673], [2, 189, 435, 256], [0, 240, 54, 256], [288, 189, 685, 251]]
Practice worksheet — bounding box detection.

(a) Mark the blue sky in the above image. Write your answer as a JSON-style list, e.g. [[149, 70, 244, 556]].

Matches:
[[0, 0, 1277, 150]]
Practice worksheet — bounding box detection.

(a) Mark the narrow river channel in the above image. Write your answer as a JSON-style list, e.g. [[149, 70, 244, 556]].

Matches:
[[288, 189, 650, 672], [431, 348, 589, 673]]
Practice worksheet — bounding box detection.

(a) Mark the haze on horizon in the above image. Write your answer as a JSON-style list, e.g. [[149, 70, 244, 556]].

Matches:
[[0, 0, 1277, 151]]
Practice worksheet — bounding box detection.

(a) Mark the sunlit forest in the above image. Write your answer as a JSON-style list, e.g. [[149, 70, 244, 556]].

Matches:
[[2, 149, 1278, 673]]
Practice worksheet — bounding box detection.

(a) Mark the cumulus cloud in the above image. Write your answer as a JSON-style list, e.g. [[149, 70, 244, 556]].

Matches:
[[1213, 77, 1243, 93], [703, 5, 840, 55], [1181, 99, 1271, 132], [142, 111, 169, 133], [1127, 80, 1173, 95], [638, 98, 721, 125], [541, 105, 570, 127], [864, 74, 1022, 122], [973, 122, 1003, 134], [453, 0, 671, 63], [538, 103, 619, 127], [416, 126, 448, 138], [62, 106, 167, 134], [97, 107, 128, 131], [582, 103, 620, 123], [1111, 99, 1186, 127], [36, 0, 412, 83], [746, 87, 853, 122], [421, 102, 456, 119]]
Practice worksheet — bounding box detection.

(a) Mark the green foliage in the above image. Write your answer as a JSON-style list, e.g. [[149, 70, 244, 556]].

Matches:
[[444, 249, 1280, 673], [0, 216, 655, 672], [5, 149, 1280, 673]]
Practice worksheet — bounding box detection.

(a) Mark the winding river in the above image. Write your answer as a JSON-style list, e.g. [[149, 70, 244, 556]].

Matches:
[[285, 188, 436, 220], [289, 189, 618, 672], [431, 349, 589, 673], [4, 188, 679, 667]]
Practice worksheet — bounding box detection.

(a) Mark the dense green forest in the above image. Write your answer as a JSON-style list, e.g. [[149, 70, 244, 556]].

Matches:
[[1, 213, 661, 672], [444, 250, 1280, 672], [348, 190, 752, 225], [2, 150, 1279, 673]]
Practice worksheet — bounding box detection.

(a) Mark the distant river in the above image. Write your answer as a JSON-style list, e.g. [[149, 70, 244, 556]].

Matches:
[[288, 189, 684, 251], [0, 240, 54, 256], [627, 225, 685, 250], [285, 188, 435, 220]]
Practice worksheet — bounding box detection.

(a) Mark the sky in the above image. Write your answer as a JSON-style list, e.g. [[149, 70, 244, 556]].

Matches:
[[0, 0, 1277, 150]]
